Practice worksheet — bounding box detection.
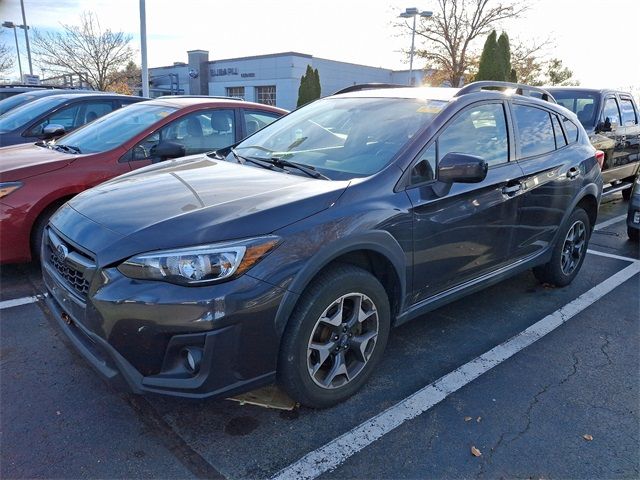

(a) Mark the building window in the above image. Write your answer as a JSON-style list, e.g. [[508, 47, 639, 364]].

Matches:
[[226, 86, 245, 99], [256, 86, 276, 106]]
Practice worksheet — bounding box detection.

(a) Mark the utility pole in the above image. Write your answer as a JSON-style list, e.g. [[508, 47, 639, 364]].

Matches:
[[140, 0, 149, 97], [19, 0, 33, 75]]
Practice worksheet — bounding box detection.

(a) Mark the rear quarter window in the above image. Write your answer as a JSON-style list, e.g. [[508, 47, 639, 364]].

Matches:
[[562, 117, 579, 143]]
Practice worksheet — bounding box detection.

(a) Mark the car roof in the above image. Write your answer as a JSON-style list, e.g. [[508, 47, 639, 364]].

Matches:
[[39, 93, 146, 101], [142, 96, 287, 112], [334, 86, 460, 102], [547, 86, 634, 96]]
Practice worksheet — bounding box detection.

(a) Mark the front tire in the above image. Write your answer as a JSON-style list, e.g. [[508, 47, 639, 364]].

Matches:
[[628, 226, 639, 242], [31, 201, 66, 263], [277, 264, 391, 408], [533, 208, 591, 287]]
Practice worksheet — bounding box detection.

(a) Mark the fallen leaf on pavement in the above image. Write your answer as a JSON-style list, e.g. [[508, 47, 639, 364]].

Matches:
[[583, 434, 593, 441], [464, 416, 472, 422], [476, 416, 482, 423], [471, 446, 482, 457]]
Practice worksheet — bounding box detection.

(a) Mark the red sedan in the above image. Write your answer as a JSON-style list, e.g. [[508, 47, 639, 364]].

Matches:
[[0, 97, 286, 264]]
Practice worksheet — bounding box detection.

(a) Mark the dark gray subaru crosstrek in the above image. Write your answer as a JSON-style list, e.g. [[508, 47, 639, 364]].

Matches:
[[43, 81, 603, 408]]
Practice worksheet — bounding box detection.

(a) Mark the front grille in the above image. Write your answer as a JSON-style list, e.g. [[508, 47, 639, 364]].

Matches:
[[49, 249, 90, 296], [45, 228, 95, 299]]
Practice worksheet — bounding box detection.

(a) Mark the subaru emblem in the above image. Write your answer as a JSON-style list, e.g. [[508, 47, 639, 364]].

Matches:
[[56, 244, 69, 262]]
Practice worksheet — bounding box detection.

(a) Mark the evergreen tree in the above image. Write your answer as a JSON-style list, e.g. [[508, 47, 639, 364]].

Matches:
[[475, 31, 498, 81], [297, 65, 322, 107], [313, 68, 321, 99], [495, 32, 511, 82], [509, 68, 518, 82]]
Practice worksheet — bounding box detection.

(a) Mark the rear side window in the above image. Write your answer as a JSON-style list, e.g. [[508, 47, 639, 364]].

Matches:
[[620, 98, 638, 125], [602, 97, 621, 126], [552, 115, 567, 148], [513, 105, 556, 157], [438, 103, 508, 167]]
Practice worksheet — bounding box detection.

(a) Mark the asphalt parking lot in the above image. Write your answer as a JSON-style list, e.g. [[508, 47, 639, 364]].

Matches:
[[1, 195, 638, 479]]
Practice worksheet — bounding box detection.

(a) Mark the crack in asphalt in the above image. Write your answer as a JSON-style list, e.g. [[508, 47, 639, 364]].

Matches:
[[475, 351, 581, 479]]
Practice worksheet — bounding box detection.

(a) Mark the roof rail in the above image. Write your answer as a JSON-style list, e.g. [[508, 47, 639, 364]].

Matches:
[[334, 83, 409, 95], [455, 81, 557, 103]]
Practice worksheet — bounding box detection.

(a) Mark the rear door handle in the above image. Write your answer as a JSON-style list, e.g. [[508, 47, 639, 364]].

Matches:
[[567, 167, 580, 179], [502, 183, 522, 195]]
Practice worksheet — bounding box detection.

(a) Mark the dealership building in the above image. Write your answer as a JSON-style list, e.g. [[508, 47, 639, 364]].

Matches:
[[149, 50, 430, 110]]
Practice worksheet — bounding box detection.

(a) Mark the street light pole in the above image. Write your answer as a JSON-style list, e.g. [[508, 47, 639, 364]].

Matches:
[[409, 14, 417, 86], [400, 7, 433, 86], [19, 0, 33, 75], [2, 21, 23, 79], [139, 0, 149, 97]]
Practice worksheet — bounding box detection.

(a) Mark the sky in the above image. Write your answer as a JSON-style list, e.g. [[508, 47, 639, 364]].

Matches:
[[1, 0, 639, 92]]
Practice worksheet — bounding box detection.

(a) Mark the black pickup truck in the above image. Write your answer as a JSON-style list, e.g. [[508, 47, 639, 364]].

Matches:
[[549, 87, 640, 198]]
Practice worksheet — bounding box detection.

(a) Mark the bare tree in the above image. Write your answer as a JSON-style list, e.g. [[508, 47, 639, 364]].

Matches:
[[32, 12, 133, 91], [0, 30, 15, 76], [399, 0, 526, 86], [509, 37, 551, 85]]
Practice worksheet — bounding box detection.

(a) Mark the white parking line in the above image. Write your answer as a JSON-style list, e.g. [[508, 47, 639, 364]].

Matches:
[[272, 261, 640, 480], [588, 249, 639, 263], [594, 214, 627, 231], [0, 294, 45, 310]]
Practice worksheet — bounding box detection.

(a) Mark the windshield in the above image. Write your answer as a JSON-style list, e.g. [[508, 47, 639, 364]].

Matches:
[[230, 97, 447, 180], [550, 90, 600, 128], [0, 93, 42, 116], [0, 95, 70, 131], [51, 103, 177, 154]]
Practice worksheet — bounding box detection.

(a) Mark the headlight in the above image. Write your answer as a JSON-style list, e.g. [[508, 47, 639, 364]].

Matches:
[[0, 182, 23, 199], [118, 236, 280, 286]]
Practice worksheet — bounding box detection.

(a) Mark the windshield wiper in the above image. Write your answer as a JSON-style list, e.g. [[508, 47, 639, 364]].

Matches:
[[230, 148, 329, 180], [54, 144, 82, 154], [230, 148, 278, 171], [269, 157, 329, 180]]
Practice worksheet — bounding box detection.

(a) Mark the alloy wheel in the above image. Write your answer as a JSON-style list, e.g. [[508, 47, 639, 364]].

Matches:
[[306, 292, 379, 389], [561, 220, 586, 275]]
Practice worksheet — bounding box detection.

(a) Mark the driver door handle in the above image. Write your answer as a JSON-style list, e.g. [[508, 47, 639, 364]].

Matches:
[[502, 183, 522, 196]]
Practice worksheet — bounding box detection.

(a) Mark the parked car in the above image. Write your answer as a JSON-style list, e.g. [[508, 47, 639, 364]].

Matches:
[[0, 93, 145, 147], [0, 89, 98, 116], [0, 97, 286, 263], [548, 87, 640, 198], [0, 84, 73, 101], [627, 175, 640, 241], [42, 81, 602, 408]]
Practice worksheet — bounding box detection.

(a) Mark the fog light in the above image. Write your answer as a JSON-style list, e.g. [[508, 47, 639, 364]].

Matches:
[[182, 347, 203, 373]]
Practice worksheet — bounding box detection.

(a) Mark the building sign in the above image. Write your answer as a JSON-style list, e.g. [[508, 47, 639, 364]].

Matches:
[[210, 66, 256, 78], [211, 67, 239, 77]]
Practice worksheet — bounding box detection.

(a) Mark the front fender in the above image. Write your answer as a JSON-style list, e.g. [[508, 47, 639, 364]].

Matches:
[[267, 229, 408, 337]]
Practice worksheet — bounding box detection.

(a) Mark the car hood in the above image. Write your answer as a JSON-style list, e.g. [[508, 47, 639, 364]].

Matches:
[[0, 143, 81, 180], [65, 155, 349, 262]]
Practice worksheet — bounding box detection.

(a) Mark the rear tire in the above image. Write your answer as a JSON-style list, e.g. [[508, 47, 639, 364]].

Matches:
[[621, 175, 636, 201], [277, 264, 390, 408], [628, 226, 639, 242], [533, 208, 591, 287]]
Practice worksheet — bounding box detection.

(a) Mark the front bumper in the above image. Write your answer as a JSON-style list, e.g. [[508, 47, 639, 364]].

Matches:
[[0, 202, 32, 264], [42, 230, 288, 399]]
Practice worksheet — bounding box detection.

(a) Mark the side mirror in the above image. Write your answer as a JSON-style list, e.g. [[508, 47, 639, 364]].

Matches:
[[438, 152, 488, 184], [150, 141, 186, 162], [42, 124, 66, 139]]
